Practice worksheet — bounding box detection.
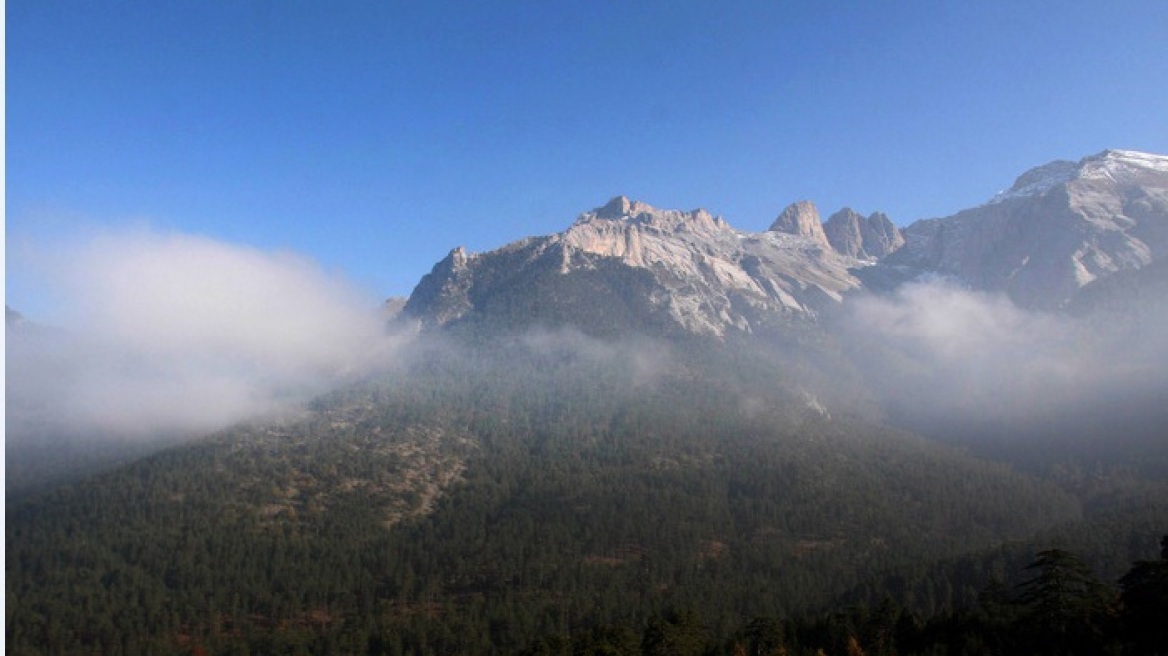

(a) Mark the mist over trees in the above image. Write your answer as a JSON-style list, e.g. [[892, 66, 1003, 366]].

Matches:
[[8, 154, 1168, 653], [7, 327, 1168, 653]]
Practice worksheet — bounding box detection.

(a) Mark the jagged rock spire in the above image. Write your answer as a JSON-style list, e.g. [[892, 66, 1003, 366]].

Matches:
[[595, 196, 656, 219], [770, 201, 830, 248], [823, 208, 903, 259]]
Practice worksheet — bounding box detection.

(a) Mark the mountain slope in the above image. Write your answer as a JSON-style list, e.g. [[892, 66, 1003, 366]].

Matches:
[[6, 336, 1088, 654], [9, 149, 1168, 654], [823, 207, 904, 259], [407, 150, 1168, 334], [891, 149, 1168, 308], [405, 196, 868, 337]]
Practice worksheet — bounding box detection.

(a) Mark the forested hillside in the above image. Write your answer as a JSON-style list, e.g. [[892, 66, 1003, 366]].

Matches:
[[10, 333, 1165, 654]]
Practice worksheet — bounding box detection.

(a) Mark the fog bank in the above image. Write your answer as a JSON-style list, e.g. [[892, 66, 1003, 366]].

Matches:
[[842, 279, 1168, 437], [8, 228, 409, 442]]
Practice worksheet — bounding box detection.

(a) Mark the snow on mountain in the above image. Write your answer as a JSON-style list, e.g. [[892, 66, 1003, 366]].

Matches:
[[1080, 149, 1168, 179], [895, 149, 1168, 308], [988, 150, 1168, 205], [405, 149, 1168, 335], [986, 159, 1079, 205]]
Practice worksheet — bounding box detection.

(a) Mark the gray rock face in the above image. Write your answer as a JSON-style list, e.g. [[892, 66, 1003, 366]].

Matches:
[[406, 196, 861, 336], [823, 208, 865, 257], [893, 149, 1168, 309], [823, 208, 904, 259], [860, 212, 905, 258], [770, 201, 831, 248], [403, 246, 477, 327], [404, 149, 1168, 336]]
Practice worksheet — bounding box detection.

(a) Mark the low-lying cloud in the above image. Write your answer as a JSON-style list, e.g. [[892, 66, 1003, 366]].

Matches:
[[8, 228, 410, 441], [517, 326, 672, 386], [842, 279, 1168, 436]]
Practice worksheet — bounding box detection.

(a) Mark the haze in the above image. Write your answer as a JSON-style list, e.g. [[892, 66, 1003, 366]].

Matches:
[[8, 228, 408, 442], [844, 279, 1168, 445]]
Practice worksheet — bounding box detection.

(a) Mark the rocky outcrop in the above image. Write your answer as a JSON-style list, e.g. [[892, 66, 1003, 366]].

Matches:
[[403, 247, 477, 326], [405, 196, 862, 337], [769, 200, 831, 249], [404, 149, 1168, 333], [823, 208, 904, 259]]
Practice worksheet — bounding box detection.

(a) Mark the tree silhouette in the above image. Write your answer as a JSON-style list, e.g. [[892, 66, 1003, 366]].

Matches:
[[1118, 535, 1168, 655], [1015, 548, 1114, 656]]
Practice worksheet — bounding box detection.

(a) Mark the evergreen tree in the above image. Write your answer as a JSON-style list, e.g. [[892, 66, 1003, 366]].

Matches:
[[1014, 549, 1114, 656], [641, 610, 706, 656], [1118, 535, 1168, 655], [742, 616, 786, 656]]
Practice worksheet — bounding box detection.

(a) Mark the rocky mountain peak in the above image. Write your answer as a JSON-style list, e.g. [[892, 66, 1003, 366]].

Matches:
[[989, 150, 1168, 206], [770, 201, 830, 248], [822, 208, 904, 260], [447, 246, 472, 269], [572, 198, 726, 243], [1077, 149, 1168, 185], [1093, 148, 1168, 169], [995, 160, 1078, 202], [594, 195, 655, 220], [406, 196, 862, 337], [770, 200, 819, 232], [895, 148, 1168, 309], [822, 208, 865, 257], [859, 211, 904, 259], [401, 246, 477, 326], [584, 196, 721, 230], [404, 148, 1166, 333]]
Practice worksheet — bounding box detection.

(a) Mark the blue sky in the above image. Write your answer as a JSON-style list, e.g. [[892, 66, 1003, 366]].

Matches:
[[9, 1, 1168, 311]]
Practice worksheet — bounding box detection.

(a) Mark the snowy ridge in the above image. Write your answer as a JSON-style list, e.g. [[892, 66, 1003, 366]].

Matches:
[[1079, 149, 1168, 181], [986, 160, 1077, 205], [897, 148, 1168, 310], [408, 148, 1167, 332], [987, 149, 1168, 205]]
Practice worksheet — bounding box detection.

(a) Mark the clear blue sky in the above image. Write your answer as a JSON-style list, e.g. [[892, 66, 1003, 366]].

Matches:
[[9, 1, 1168, 309]]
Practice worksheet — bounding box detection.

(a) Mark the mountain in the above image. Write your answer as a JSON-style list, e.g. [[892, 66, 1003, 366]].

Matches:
[[407, 149, 1168, 336], [401, 150, 1168, 464], [399, 148, 1168, 475], [8, 149, 1168, 654], [891, 149, 1168, 308], [7, 335, 1100, 654], [405, 196, 881, 337], [823, 207, 904, 259], [768, 199, 831, 248]]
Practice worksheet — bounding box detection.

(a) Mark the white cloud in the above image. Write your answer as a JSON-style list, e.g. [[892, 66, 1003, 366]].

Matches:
[[8, 227, 410, 440], [843, 279, 1168, 429]]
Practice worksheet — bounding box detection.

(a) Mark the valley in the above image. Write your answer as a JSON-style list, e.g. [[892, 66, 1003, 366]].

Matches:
[[7, 150, 1168, 654]]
